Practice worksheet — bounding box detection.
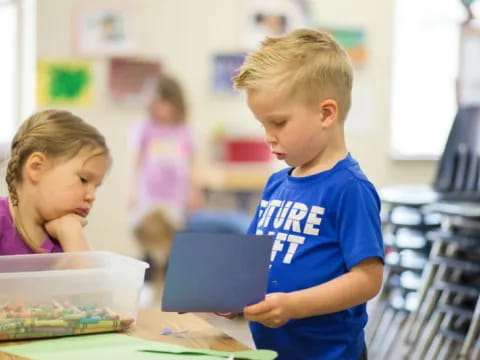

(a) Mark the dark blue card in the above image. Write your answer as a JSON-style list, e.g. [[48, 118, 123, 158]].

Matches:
[[161, 232, 274, 313]]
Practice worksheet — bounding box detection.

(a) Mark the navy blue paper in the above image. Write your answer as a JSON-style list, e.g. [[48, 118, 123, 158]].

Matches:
[[161, 232, 274, 313]]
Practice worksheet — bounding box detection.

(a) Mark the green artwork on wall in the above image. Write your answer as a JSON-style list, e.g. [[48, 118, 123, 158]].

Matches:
[[49, 67, 90, 99], [37, 59, 93, 106]]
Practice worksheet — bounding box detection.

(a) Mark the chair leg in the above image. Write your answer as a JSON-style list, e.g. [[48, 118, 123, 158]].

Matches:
[[424, 333, 444, 360], [408, 260, 452, 343], [369, 307, 396, 357], [471, 334, 480, 360], [437, 336, 456, 360], [404, 250, 442, 343], [459, 296, 480, 359], [366, 298, 389, 347], [449, 341, 462, 359], [410, 310, 450, 360], [407, 286, 442, 348], [377, 310, 408, 360], [390, 310, 415, 359], [404, 263, 437, 333]]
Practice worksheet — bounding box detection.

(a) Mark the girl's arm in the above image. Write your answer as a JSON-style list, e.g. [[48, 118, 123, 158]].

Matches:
[[44, 214, 91, 252], [243, 257, 383, 327]]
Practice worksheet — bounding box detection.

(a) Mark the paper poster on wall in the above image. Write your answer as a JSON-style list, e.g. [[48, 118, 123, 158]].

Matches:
[[240, 0, 310, 50], [37, 59, 93, 106], [212, 53, 246, 94], [108, 57, 162, 106], [73, 3, 137, 56], [326, 28, 367, 66]]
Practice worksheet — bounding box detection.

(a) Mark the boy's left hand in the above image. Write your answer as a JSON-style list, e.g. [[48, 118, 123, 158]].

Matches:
[[243, 292, 294, 328]]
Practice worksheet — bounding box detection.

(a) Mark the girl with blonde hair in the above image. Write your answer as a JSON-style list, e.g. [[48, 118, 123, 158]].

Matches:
[[0, 109, 110, 254]]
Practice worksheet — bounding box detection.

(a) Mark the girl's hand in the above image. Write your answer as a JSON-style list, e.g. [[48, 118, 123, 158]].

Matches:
[[44, 214, 90, 252], [243, 292, 295, 328], [45, 214, 87, 238]]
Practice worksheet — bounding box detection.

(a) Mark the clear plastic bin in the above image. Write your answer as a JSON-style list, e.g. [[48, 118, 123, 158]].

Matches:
[[0, 251, 149, 340]]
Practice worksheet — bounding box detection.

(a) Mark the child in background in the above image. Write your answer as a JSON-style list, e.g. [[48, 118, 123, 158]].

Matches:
[[0, 110, 110, 255], [129, 74, 202, 227], [133, 207, 175, 304], [230, 29, 384, 359]]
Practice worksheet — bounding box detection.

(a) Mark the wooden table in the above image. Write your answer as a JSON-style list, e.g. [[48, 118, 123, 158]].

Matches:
[[200, 162, 270, 212], [0, 307, 249, 359]]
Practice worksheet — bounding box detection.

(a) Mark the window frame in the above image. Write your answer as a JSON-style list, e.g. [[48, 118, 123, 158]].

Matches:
[[0, 0, 36, 157]]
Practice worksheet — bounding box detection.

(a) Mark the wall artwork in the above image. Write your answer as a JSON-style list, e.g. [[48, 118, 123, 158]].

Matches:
[[240, 0, 310, 50], [108, 57, 162, 106], [327, 28, 367, 66], [37, 59, 93, 106], [212, 53, 246, 94], [73, 4, 137, 56]]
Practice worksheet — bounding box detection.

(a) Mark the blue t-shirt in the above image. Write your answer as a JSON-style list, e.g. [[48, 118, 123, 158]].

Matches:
[[247, 154, 384, 360]]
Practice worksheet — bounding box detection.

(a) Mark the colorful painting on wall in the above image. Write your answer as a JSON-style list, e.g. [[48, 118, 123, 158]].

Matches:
[[37, 59, 93, 106], [212, 53, 246, 94], [108, 57, 162, 106], [327, 28, 367, 66], [73, 4, 137, 56], [240, 0, 310, 50]]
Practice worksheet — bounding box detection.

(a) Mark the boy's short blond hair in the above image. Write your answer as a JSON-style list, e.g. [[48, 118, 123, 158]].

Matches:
[[233, 28, 353, 121]]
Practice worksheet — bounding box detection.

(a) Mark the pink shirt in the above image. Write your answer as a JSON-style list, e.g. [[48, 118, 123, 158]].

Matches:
[[0, 197, 62, 255], [137, 121, 194, 209]]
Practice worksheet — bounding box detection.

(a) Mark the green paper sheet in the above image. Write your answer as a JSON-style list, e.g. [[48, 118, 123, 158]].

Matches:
[[1, 333, 277, 360]]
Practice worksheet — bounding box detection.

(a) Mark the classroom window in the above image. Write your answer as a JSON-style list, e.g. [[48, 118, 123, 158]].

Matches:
[[0, 0, 17, 145], [390, 0, 465, 159], [0, 0, 35, 150]]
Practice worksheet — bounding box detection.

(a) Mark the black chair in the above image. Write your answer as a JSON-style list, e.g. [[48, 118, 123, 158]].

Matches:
[[434, 106, 480, 199], [378, 105, 480, 209]]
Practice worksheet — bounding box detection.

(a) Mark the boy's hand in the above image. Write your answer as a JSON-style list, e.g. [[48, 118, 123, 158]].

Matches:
[[243, 292, 295, 328], [214, 312, 238, 319], [44, 214, 90, 251]]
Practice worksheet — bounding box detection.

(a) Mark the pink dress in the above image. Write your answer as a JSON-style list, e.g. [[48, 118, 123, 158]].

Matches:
[[134, 120, 194, 225]]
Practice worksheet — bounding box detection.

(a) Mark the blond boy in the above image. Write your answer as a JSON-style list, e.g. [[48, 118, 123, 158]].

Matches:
[[232, 29, 384, 360]]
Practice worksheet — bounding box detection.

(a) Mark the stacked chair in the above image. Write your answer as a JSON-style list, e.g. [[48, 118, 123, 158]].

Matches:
[[367, 185, 441, 359], [404, 202, 480, 359], [367, 106, 480, 359]]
